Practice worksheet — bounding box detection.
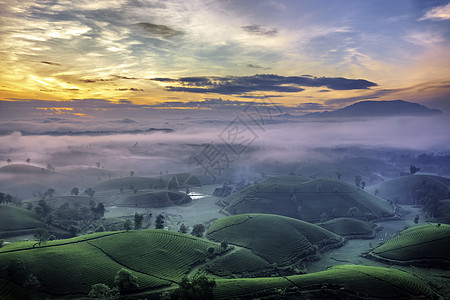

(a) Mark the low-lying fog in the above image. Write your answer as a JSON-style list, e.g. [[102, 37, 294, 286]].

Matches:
[[1, 108, 449, 198]]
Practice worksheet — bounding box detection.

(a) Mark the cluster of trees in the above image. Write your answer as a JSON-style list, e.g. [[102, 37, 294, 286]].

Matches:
[[88, 268, 139, 299], [0, 192, 13, 204], [6, 259, 40, 293], [27, 198, 106, 237]]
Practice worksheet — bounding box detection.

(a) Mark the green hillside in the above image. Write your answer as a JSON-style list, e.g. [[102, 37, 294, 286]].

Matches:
[[206, 214, 344, 267], [223, 176, 395, 222], [366, 223, 450, 268], [213, 264, 437, 299], [367, 174, 450, 205], [0, 230, 225, 297], [0, 205, 44, 238], [318, 217, 378, 239]]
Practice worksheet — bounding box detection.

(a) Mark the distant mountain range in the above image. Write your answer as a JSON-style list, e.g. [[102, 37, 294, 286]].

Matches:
[[0, 128, 175, 136], [303, 100, 442, 118]]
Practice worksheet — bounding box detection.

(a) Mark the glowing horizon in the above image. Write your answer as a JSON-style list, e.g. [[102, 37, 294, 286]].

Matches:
[[0, 1, 449, 112]]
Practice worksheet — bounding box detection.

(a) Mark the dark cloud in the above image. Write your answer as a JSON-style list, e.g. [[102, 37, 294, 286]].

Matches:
[[41, 61, 62, 66], [246, 64, 269, 69], [134, 22, 183, 37], [242, 25, 278, 36], [116, 88, 144, 91], [151, 74, 377, 95], [318, 89, 331, 93], [80, 75, 139, 83], [110, 118, 137, 124]]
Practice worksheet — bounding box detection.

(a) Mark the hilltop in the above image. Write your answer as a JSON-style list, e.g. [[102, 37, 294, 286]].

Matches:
[[221, 176, 395, 222], [304, 100, 442, 118]]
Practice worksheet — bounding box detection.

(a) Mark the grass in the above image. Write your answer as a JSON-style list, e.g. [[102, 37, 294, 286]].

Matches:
[[0, 205, 44, 237], [207, 213, 344, 266], [368, 223, 450, 267], [223, 176, 395, 222], [213, 264, 437, 299], [318, 217, 377, 239], [0, 230, 224, 297]]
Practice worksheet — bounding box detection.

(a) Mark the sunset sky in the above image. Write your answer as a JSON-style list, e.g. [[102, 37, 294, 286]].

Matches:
[[1, 0, 449, 114]]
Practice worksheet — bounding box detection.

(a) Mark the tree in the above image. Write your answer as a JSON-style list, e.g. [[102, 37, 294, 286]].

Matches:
[[220, 241, 228, 249], [23, 273, 40, 291], [336, 172, 342, 180], [6, 158, 12, 164], [91, 202, 105, 219], [347, 207, 359, 218], [0, 239, 4, 248], [123, 219, 132, 231], [68, 225, 80, 237], [42, 188, 55, 199], [84, 187, 96, 198], [34, 200, 52, 220], [46, 164, 54, 171], [88, 283, 119, 299], [410, 165, 420, 175], [114, 268, 139, 292], [361, 181, 366, 190], [26, 158, 31, 164], [134, 213, 144, 230], [7, 259, 28, 285], [95, 162, 101, 168], [129, 170, 134, 177], [191, 224, 205, 237], [171, 275, 216, 300], [34, 228, 49, 246], [354, 175, 362, 188], [95, 225, 105, 232], [155, 214, 164, 229], [71, 187, 79, 196], [179, 223, 188, 234]]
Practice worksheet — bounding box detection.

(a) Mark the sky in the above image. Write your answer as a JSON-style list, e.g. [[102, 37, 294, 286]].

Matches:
[[0, 0, 449, 116]]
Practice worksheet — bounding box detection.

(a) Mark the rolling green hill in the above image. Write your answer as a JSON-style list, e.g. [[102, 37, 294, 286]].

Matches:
[[0, 205, 44, 238], [222, 176, 395, 222], [0, 230, 225, 297], [366, 223, 450, 268], [213, 264, 437, 299], [0, 228, 441, 299], [366, 174, 450, 205], [318, 217, 378, 239], [206, 214, 344, 267]]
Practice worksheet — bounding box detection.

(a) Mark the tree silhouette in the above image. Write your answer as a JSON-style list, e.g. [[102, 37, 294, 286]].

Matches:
[[134, 213, 144, 230], [123, 219, 132, 231], [410, 165, 420, 175], [191, 224, 205, 237], [155, 214, 164, 229], [26, 158, 31, 164], [6, 159, 12, 164], [114, 269, 139, 292], [70, 187, 79, 196], [84, 187, 95, 198]]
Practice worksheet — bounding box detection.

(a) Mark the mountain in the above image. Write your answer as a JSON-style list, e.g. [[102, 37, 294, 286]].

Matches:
[[0, 127, 175, 136], [304, 100, 442, 118]]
